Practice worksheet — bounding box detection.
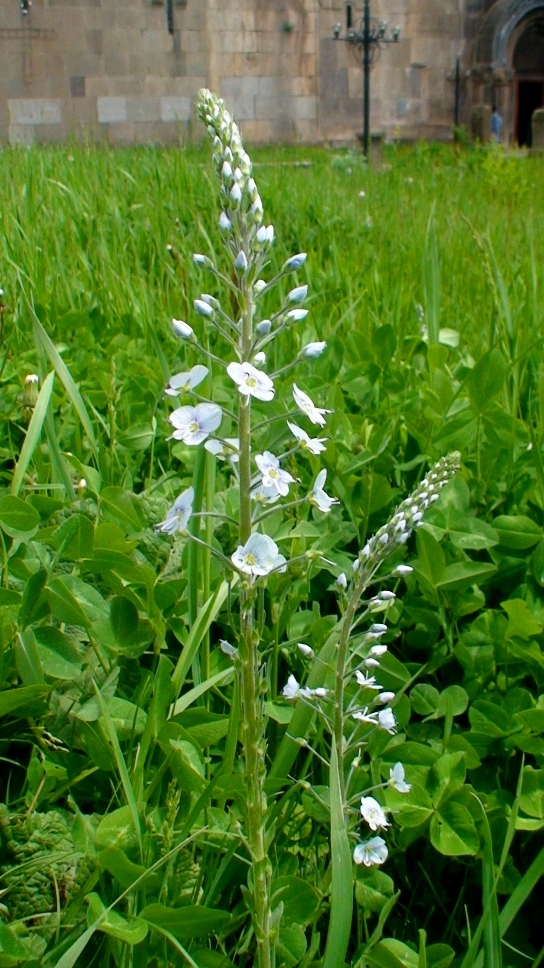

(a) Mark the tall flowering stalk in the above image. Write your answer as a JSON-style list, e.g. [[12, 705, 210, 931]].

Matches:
[[158, 89, 461, 966]]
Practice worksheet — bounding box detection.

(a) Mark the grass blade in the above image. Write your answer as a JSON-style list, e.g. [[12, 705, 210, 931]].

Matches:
[[171, 668, 234, 716], [323, 744, 353, 968], [11, 370, 55, 496], [171, 579, 232, 695]]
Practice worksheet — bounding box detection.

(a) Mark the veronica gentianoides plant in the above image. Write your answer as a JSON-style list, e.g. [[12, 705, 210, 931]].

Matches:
[[157, 88, 461, 967]]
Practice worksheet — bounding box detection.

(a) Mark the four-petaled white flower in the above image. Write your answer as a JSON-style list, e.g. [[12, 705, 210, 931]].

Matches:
[[287, 421, 327, 455], [231, 533, 286, 578], [353, 706, 379, 725], [282, 674, 301, 699], [255, 451, 295, 497], [389, 762, 411, 793], [378, 708, 397, 734], [169, 403, 222, 445], [156, 487, 194, 535], [228, 362, 275, 402], [251, 484, 281, 505], [166, 365, 209, 396], [309, 469, 339, 513], [353, 837, 388, 867], [355, 671, 382, 690], [204, 437, 240, 462], [293, 384, 332, 427], [360, 797, 390, 831]]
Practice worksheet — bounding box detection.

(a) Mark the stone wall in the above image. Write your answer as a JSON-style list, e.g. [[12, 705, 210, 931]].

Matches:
[[0, 0, 464, 146]]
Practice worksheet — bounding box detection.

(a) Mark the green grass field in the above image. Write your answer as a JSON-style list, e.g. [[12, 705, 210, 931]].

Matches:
[[0, 139, 543, 968]]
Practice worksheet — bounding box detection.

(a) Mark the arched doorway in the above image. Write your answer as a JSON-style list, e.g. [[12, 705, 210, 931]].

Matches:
[[512, 11, 544, 144]]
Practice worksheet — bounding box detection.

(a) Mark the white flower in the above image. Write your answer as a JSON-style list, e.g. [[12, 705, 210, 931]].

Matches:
[[254, 280, 267, 294], [282, 674, 301, 699], [251, 484, 281, 505], [253, 351, 266, 366], [369, 644, 388, 657], [315, 687, 328, 698], [288, 285, 308, 304], [377, 691, 395, 704], [353, 836, 388, 867], [204, 437, 240, 462], [230, 182, 242, 205], [255, 451, 295, 497], [169, 403, 222, 445], [353, 706, 379, 724], [370, 624, 387, 634], [379, 591, 396, 601], [355, 671, 382, 690], [297, 643, 314, 656], [25, 373, 39, 384], [395, 564, 413, 575], [287, 308, 308, 323], [360, 797, 390, 831], [156, 487, 194, 534], [231, 533, 287, 578], [78, 478, 87, 490], [309, 469, 339, 513], [284, 253, 307, 271], [302, 341, 327, 359], [363, 657, 381, 669], [389, 762, 411, 794], [256, 224, 274, 245], [221, 160, 233, 181], [228, 362, 275, 402], [378, 708, 397, 734], [166, 365, 209, 396], [336, 572, 347, 589], [287, 421, 327, 455], [172, 318, 194, 339], [219, 212, 232, 232], [293, 384, 332, 427]]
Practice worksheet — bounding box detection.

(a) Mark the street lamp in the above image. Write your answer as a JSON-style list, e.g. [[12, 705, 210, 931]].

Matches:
[[333, 0, 400, 156]]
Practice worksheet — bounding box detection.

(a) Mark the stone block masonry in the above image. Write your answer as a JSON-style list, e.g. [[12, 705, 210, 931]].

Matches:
[[0, 0, 466, 145]]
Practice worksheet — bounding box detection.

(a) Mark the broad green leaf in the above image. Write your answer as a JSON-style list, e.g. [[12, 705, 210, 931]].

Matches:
[[96, 805, 141, 852], [502, 599, 542, 639], [415, 528, 446, 587], [426, 945, 455, 968], [430, 801, 479, 856], [388, 784, 433, 828], [410, 684, 440, 716], [100, 486, 144, 532], [18, 568, 48, 630], [493, 515, 542, 550], [98, 847, 160, 890], [140, 903, 230, 940], [518, 766, 544, 821], [355, 868, 395, 913], [427, 752, 467, 806], [110, 596, 139, 643], [0, 495, 40, 538], [469, 700, 514, 737], [34, 626, 82, 679], [15, 629, 44, 684], [55, 514, 94, 560], [272, 876, 321, 925], [118, 422, 155, 451], [367, 938, 419, 968], [86, 892, 147, 945], [467, 349, 506, 414], [435, 561, 497, 594], [437, 685, 469, 718], [0, 683, 50, 718], [0, 923, 36, 964], [277, 923, 307, 967]]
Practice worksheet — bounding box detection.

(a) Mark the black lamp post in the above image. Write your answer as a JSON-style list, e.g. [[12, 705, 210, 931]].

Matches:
[[333, 0, 400, 156]]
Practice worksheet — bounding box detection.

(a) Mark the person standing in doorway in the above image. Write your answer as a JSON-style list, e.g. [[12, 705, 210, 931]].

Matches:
[[491, 106, 503, 143]]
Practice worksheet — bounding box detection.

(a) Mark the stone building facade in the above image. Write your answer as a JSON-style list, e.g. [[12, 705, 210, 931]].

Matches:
[[0, 0, 542, 146]]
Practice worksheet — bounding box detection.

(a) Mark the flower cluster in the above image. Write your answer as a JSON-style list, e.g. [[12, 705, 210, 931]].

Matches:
[[353, 764, 411, 867]]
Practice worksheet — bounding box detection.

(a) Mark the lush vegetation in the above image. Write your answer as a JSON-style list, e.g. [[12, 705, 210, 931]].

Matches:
[[0, 130, 543, 968]]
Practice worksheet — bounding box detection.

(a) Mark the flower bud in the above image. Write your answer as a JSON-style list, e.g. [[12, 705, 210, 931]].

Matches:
[[287, 309, 308, 323], [230, 182, 242, 206], [194, 299, 214, 318], [256, 319, 271, 335], [284, 253, 307, 272], [221, 160, 233, 182], [302, 341, 327, 359], [395, 564, 413, 575], [254, 280, 267, 294], [336, 572, 347, 589], [288, 285, 308, 304], [200, 293, 220, 310], [235, 250, 248, 273], [219, 212, 232, 232], [172, 318, 194, 339], [377, 691, 395, 704], [297, 643, 314, 657], [193, 253, 212, 268]]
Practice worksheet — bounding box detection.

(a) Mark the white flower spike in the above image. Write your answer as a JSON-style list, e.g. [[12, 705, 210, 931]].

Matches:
[[255, 451, 295, 497], [231, 533, 286, 578], [353, 837, 388, 867], [228, 362, 275, 402], [169, 403, 222, 446], [360, 797, 390, 831], [156, 487, 194, 535], [293, 384, 332, 428]]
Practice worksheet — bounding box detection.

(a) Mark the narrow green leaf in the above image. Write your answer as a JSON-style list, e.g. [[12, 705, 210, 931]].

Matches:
[[171, 579, 232, 695], [323, 745, 353, 968], [171, 668, 234, 716], [11, 370, 55, 496]]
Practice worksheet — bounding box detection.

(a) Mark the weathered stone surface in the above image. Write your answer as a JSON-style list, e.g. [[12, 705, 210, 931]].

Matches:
[[470, 103, 491, 142], [160, 96, 191, 121], [8, 99, 62, 125], [531, 108, 544, 150], [97, 97, 127, 123]]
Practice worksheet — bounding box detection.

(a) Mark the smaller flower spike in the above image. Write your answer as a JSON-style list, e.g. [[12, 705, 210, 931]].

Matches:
[[228, 362, 275, 402], [169, 403, 222, 446]]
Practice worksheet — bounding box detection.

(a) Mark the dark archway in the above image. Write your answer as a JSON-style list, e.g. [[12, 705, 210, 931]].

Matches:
[[512, 11, 544, 143]]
